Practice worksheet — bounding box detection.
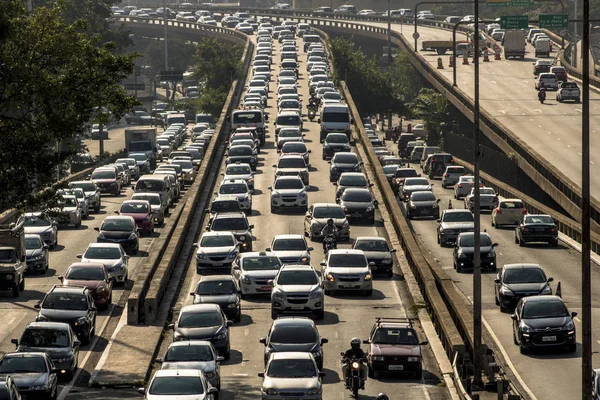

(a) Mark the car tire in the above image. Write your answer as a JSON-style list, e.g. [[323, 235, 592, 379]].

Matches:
[[513, 330, 519, 345], [519, 341, 527, 355], [518, 237, 524, 247], [75, 218, 82, 229], [552, 239, 559, 247], [315, 309, 325, 320], [414, 367, 423, 379], [324, 289, 331, 296], [234, 310, 241, 323], [368, 366, 375, 378], [271, 206, 276, 214], [11, 284, 19, 298], [365, 289, 373, 296], [407, 213, 412, 220], [18, 276, 25, 291], [568, 343, 576, 353], [514, 234, 519, 244], [495, 294, 500, 306]]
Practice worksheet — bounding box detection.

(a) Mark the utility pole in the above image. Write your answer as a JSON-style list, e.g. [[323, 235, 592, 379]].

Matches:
[[387, 0, 392, 65], [581, 0, 591, 397], [163, 0, 170, 100], [573, 0, 578, 68], [99, 123, 105, 159]]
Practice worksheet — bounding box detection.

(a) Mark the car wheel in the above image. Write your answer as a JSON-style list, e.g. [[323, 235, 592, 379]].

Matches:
[[315, 309, 325, 320], [75, 218, 82, 229], [234, 310, 241, 323], [324, 289, 331, 296], [365, 289, 373, 296], [514, 234, 519, 244], [368, 366, 375, 378], [407, 213, 412, 220], [11, 284, 19, 298], [552, 239, 559, 247], [495, 293, 500, 306], [518, 237, 524, 247], [519, 341, 527, 354], [414, 367, 423, 379], [513, 330, 518, 345], [568, 343, 576, 353], [271, 206, 276, 214]]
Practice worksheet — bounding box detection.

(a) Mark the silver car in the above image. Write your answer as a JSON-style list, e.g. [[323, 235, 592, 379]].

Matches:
[[270, 264, 324, 320], [454, 175, 475, 200], [53, 194, 82, 227], [218, 179, 252, 212], [194, 232, 240, 273], [69, 181, 101, 213], [268, 176, 308, 213], [436, 209, 475, 247], [139, 369, 218, 399], [78, 243, 130, 284], [57, 188, 89, 219], [156, 341, 223, 389], [131, 192, 166, 225], [268, 234, 313, 265], [273, 154, 309, 186], [19, 212, 58, 248], [441, 165, 467, 188], [222, 162, 255, 192], [233, 251, 282, 297], [320, 249, 373, 296], [260, 352, 324, 400], [303, 203, 350, 241], [464, 187, 499, 212]]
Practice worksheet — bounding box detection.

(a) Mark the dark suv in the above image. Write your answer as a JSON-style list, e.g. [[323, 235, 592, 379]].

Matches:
[[260, 317, 328, 370], [207, 212, 254, 252], [34, 286, 97, 344]]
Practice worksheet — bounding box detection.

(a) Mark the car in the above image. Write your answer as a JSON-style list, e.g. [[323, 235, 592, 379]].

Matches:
[[52, 194, 82, 227], [169, 304, 232, 359], [128, 153, 151, 174], [0, 376, 20, 399], [437, 209, 475, 247], [268, 176, 308, 213], [12, 322, 80, 379], [381, 165, 399, 183], [281, 141, 311, 166], [34, 285, 97, 344], [379, 156, 403, 167], [24, 233, 49, 274], [512, 295, 576, 354], [338, 188, 378, 222], [441, 165, 467, 188], [454, 175, 475, 199], [321, 133, 351, 160], [138, 369, 219, 399], [363, 318, 427, 378], [491, 198, 526, 228], [276, 128, 304, 150], [320, 249, 373, 296], [390, 168, 419, 194], [193, 232, 240, 273], [260, 317, 328, 370], [90, 167, 121, 195], [535, 72, 559, 91], [494, 263, 553, 312], [550, 66, 568, 81], [206, 212, 254, 252], [156, 341, 223, 390], [222, 162, 255, 192], [69, 181, 102, 213], [206, 195, 241, 216], [190, 275, 241, 322], [77, 243, 130, 284], [335, 172, 371, 199], [270, 264, 324, 320], [304, 203, 350, 241], [351, 237, 396, 276], [267, 234, 313, 266], [329, 152, 362, 182], [118, 200, 154, 235], [58, 262, 113, 309], [400, 177, 433, 202], [515, 214, 559, 247], [217, 179, 252, 212], [232, 251, 282, 297], [259, 352, 324, 400], [533, 59, 553, 75], [464, 186, 499, 212], [131, 193, 166, 225], [125, 110, 153, 125], [556, 81, 581, 103], [171, 159, 197, 184], [57, 188, 89, 219], [18, 212, 59, 248], [452, 232, 498, 273], [94, 216, 139, 254], [0, 352, 58, 399], [273, 154, 309, 186], [406, 191, 440, 220], [274, 110, 302, 136]]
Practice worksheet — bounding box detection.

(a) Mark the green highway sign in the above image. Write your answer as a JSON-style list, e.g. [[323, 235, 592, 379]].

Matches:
[[539, 14, 569, 29], [510, 0, 533, 6], [500, 15, 529, 29]]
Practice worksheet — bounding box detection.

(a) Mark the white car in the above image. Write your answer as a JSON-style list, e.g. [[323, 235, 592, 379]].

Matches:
[[223, 162, 255, 192], [535, 73, 559, 91], [53, 194, 82, 227], [491, 198, 526, 228], [267, 234, 313, 265], [194, 232, 239, 273], [138, 369, 218, 399], [217, 179, 252, 211], [260, 352, 323, 399], [232, 251, 282, 297], [454, 175, 475, 200], [273, 154, 309, 186], [78, 243, 129, 284], [320, 249, 372, 296], [269, 176, 308, 213], [358, 9, 377, 15]]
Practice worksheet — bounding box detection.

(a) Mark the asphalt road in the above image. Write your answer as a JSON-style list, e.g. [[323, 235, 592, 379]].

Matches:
[[148, 35, 452, 400]]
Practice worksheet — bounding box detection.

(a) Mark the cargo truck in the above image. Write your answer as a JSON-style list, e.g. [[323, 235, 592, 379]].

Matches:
[[230, 108, 268, 145], [125, 127, 158, 169], [0, 222, 26, 297], [503, 30, 526, 59]]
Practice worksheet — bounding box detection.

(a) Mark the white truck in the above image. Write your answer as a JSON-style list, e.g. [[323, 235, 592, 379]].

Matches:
[[503, 30, 526, 59], [230, 108, 267, 145], [0, 222, 26, 298], [125, 127, 158, 169], [535, 39, 550, 58]]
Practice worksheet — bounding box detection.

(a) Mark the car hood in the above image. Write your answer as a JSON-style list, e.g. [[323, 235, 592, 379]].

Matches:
[[162, 360, 216, 372], [63, 278, 104, 290], [245, 270, 279, 279], [268, 342, 318, 353], [327, 266, 369, 274], [195, 294, 237, 305], [198, 245, 237, 254], [273, 189, 305, 196], [24, 226, 53, 235], [341, 201, 371, 209], [280, 284, 320, 293], [8, 372, 48, 387], [411, 200, 437, 208], [523, 316, 570, 329], [361, 251, 390, 261], [224, 174, 252, 181], [441, 222, 474, 230], [119, 212, 150, 221], [504, 282, 548, 294], [99, 230, 133, 239], [82, 257, 121, 267], [177, 326, 222, 340], [39, 308, 88, 322], [263, 376, 320, 390], [26, 248, 44, 258], [332, 162, 359, 169], [92, 179, 116, 184], [458, 246, 494, 255], [272, 250, 309, 259], [83, 191, 97, 197], [403, 185, 431, 192], [370, 344, 420, 357], [17, 345, 73, 359]]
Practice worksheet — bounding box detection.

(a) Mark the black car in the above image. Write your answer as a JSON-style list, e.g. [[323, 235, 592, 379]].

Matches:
[[391, 168, 419, 194], [190, 275, 241, 322], [452, 232, 498, 273], [207, 212, 254, 252], [124, 110, 153, 125], [329, 152, 362, 182], [406, 191, 440, 220], [351, 237, 396, 277], [382, 165, 399, 183], [226, 144, 258, 171], [260, 317, 328, 370], [95, 216, 139, 254], [12, 322, 80, 379], [0, 352, 58, 399], [335, 172, 371, 199], [321, 133, 350, 160], [515, 214, 559, 247], [494, 263, 553, 312], [338, 188, 378, 222], [34, 286, 97, 344], [512, 295, 576, 354], [169, 304, 232, 360], [0, 376, 20, 400]]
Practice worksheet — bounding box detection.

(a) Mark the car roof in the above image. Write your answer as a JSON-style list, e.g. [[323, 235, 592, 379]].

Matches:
[[273, 316, 315, 327], [503, 263, 543, 270], [87, 242, 121, 248], [273, 234, 304, 240], [355, 236, 388, 243], [25, 321, 71, 331], [340, 172, 365, 178], [328, 249, 364, 255], [271, 352, 314, 360], [213, 195, 240, 202], [221, 179, 247, 185], [153, 369, 204, 378], [312, 202, 340, 208], [167, 340, 213, 348], [103, 216, 135, 222], [281, 264, 314, 271], [499, 198, 523, 203], [199, 275, 235, 283], [444, 209, 472, 214], [240, 251, 278, 258], [68, 262, 106, 269], [2, 352, 49, 359], [213, 212, 246, 218], [522, 295, 562, 304], [201, 231, 235, 238], [50, 285, 88, 294], [343, 188, 371, 195], [279, 154, 304, 160], [181, 303, 222, 313]]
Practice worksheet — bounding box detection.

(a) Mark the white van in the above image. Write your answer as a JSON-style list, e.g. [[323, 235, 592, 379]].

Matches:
[[319, 104, 351, 141], [535, 39, 550, 58]]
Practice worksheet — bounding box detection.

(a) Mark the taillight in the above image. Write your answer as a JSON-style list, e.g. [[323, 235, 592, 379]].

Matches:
[[458, 184, 462, 188], [522, 208, 528, 215], [550, 227, 557, 233], [496, 207, 502, 214], [444, 173, 449, 177], [493, 196, 499, 203], [522, 227, 529, 232]]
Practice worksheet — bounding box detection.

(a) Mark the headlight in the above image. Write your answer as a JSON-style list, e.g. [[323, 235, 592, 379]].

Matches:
[[433, 203, 439, 208], [408, 356, 420, 362], [214, 331, 228, 340], [312, 349, 322, 357], [342, 206, 348, 212], [307, 388, 322, 395], [239, 235, 246, 241], [128, 233, 137, 240], [196, 253, 207, 260], [30, 254, 44, 261], [264, 389, 278, 395], [564, 320, 575, 331], [326, 273, 335, 282], [227, 302, 238, 309], [96, 286, 106, 293], [487, 251, 495, 258], [56, 356, 72, 363], [74, 317, 88, 326], [366, 206, 374, 212], [273, 290, 285, 299], [364, 274, 372, 281], [500, 286, 513, 296], [520, 323, 531, 333], [331, 166, 338, 171], [250, 157, 257, 163], [382, 258, 392, 264], [309, 289, 322, 299], [241, 275, 251, 284], [4, 274, 12, 280], [351, 361, 360, 369], [372, 355, 384, 361], [30, 385, 47, 390], [541, 285, 552, 295], [204, 371, 216, 378], [97, 232, 106, 240]]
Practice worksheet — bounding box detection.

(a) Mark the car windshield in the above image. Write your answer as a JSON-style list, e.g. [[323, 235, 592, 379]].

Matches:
[[121, 202, 149, 214], [373, 328, 419, 345], [326, 135, 348, 145], [229, 146, 252, 156], [42, 293, 88, 311], [313, 207, 345, 219], [179, 311, 223, 328], [522, 301, 569, 319], [267, 359, 317, 378], [129, 154, 148, 162], [242, 256, 281, 270], [405, 178, 429, 186], [71, 182, 96, 191], [84, 247, 121, 259], [211, 201, 239, 213], [25, 237, 43, 249], [443, 212, 473, 223], [504, 268, 546, 284], [132, 195, 161, 206], [524, 215, 554, 224], [136, 180, 165, 191], [458, 234, 492, 247], [283, 143, 307, 153], [212, 218, 248, 231], [0, 250, 16, 263], [354, 240, 388, 252], [227, 166, 252, 175], [279, 130, 301, 138], [101, 219, 134, 232], [196, 280, 236, 295], [323, 93, 342, 100], [342, 191, 372, 202], [200, 235, 235, 247], [447, 167, 465, 174], [20, 328, 69, 348], [274, 179, 304, 190], [277, 115, 301, 125], [58, 197, 78, 207], [270, 326, 318, 343], [340, 175, 367, 186], [173, 160, 193, 169], [165, 345, 214, 362], [480, 188, 496, 195], [328, 254, 366, 268], [0, 356, 46, 373], [459, 177, 474, 184], [272, 238, 306, 251], [334, 154, 358, 164], [278, 158, 305, 169], [149, 376, 203, 395], [92, 170, 115, 180], [21, 216, 51, 227], [412, 192, 436, 201], [66, 267, 105, 281], [219, 184, 247, 194], [278, 270, 317, 285]]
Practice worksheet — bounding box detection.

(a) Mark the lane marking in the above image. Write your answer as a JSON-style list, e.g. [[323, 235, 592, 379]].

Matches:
[[422, 386, 432, 400], [575, 317, 582, 323], [245, 328, 249, 336]]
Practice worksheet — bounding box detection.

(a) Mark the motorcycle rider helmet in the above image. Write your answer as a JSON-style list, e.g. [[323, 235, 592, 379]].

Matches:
[[327, 218, 334, 226], [377, 394, 389, 400], [350, 337, 361, 350]]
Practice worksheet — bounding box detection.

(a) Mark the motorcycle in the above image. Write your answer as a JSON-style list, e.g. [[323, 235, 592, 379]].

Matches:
[[308, 108, 316, 121], [340, 353, 367, 398], [323, 234, 337, 254], [538, 89, 546, 104]]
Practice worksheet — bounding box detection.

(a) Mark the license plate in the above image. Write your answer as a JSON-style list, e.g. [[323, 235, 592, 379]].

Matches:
[[352, 213, 362, 217], [213, 262, 223, 267], [388, 365, 404, 371], [340, 284, 356, 289], [291, 306, 304, 310], [542, 336, 557, 342], [260, 286, 271, 291]]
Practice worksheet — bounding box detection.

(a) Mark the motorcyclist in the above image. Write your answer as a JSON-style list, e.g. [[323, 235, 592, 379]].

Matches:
[[342, 337, 367, 389], [320, 218, 338, 252], [538, 87, 547, 103], [376, 394, 389, 400]]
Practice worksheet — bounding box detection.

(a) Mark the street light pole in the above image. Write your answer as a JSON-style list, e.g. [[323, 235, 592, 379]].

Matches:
[[163, 0, 170, 100], [387, 0, 392, 65]]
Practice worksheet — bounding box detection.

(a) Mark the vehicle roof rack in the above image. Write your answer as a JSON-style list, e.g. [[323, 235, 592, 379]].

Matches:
[[375, 317, 415, 327]]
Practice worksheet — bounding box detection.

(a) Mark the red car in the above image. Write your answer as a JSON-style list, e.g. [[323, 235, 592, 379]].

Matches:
[[118, 200, 154, 235], [550, 66, 568, 82], [58, 262, 113, 309]]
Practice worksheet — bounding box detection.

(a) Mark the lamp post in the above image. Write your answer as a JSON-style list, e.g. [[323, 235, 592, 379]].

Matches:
[[163, 0, 170, 100]]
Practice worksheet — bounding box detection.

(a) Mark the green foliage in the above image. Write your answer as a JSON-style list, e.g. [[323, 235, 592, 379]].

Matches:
[[0, 0, 138, 211], [144, 38, 195, 79], [191, 88, 229, 118], [390, 52, 421, 103], [410, 88, 455, 147], [193, 38, 243, 90]]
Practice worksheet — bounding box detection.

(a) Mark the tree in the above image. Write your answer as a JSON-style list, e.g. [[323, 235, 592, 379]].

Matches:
[[193, 38, 243, 90], [410, 88, 456, 147], [191, 88, 228, 118], [390, 52, 421, 104], [144, 38, 195, 79], [0, 0, 138, 211]]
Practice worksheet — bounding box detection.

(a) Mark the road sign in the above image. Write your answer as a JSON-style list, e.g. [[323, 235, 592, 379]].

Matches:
[[539, 14, 569, 29], [159, 70, 184, 81], [499, 15, 528, 29], [413, 32, 420, 39], [510, 0, 533, 6]]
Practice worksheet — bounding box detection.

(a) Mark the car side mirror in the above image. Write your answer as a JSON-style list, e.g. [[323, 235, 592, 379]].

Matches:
[[57, 276, 64, 281], [189, 292, 196, 297], [272, 164, 277, 167], [114, 210, 119, 214], [124, 255, 130, 260], [318, 371, 326, 378], [571, 311, 578, 318], [233, 265, 240, 270], [390, 249, 397, 254], [420, 341, 429, 346], [155, 358, 163, 364], [34, 303, 41, 309], [511, 314, 517, 321], [436, 219, 441, 223], [94, 227, 100, 232], [258, 372, 265, 378], [340, 351, 345, 357], [73, 340, 81, 348], [249, 224, 254, 229], [494, 278, 501, 284], [268, 186, 272, 190], [362, 339, 370, 344], [11, 339, 18, 346], [369, 261, 375, 266], [492, 243, 499, 247], [267, 279, 275, 286], [547, 277, 554, 283], [217, 356, 225, 362], [307, 247, 314, 252], [168, 323, 175, 330], [226, 320, 233, 327], [260, 337, 267, 344], [137, 388, 145, 395], [320, 261, 326, 266], [91, 306, 97, 312]]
